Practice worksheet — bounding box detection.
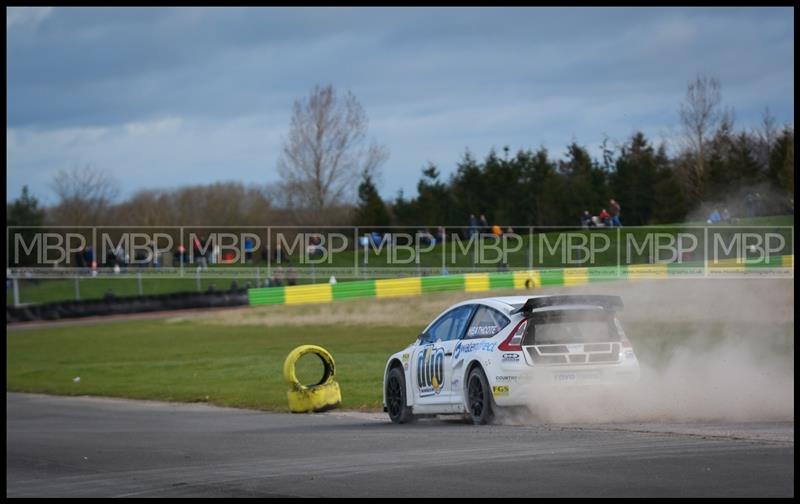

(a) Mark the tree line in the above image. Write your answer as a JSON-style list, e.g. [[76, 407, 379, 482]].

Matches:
[[359, 123, 793, 230]]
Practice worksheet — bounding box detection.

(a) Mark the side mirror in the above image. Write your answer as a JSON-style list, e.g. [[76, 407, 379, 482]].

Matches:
[[417, 332, 427, 343]]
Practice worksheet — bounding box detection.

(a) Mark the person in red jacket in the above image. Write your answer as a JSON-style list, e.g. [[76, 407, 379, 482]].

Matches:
[[598, 208, 611, 227]]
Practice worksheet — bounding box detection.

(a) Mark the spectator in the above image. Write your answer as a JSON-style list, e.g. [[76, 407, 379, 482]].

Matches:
[[581, 210, 594, 229], [306, 235, 323, 260], [192, 235, 208, 268], [721, 208, 732, 224], [149, 239, 159, 268], [275, 243, 285, 264], [744, 192, 755, 218], [106, 249, 117, 268], [416, 228, 435, 247], [468, 214, 478, 238], [83, 246, 95, 271], [244, 238, 254, 263], [707, 208, 722, 224], [175, 244, 187, 266], [116, 244, 128, 267], [479, 214, 489, 234], [609, 199, 622, 227], [491, 224, 502, 237], [436, 225, 446, 244], [598, 208, 611, 227]]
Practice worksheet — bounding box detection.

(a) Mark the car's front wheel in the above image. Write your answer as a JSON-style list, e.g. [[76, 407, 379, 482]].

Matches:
[[467, 367, 495, 425], [386, 367, 415, 424]]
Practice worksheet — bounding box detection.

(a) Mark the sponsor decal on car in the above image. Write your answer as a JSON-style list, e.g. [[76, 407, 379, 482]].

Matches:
[[466, 324, 500, 337], [492, 385, 510, 397], [495, 375, 519, 382], [501, 353, 520, 362], [453, 341, 496, 359], [554, 370, 601, 383], [417, 346, 445, 397]]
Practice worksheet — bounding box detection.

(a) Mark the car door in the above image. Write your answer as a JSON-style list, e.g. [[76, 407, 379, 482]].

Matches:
[[413, 305, 475, 406]]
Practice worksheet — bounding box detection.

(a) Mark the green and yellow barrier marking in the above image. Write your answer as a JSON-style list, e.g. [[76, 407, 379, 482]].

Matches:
[[375, 277, 422, 298], [563, 267, 590, 287], [464, 273, 490, 293], [248, 254, 793, 308], [284, 283, 333, 305]]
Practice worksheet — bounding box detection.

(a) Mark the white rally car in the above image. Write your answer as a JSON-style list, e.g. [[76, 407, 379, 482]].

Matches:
[[383, 295, 640, 424]]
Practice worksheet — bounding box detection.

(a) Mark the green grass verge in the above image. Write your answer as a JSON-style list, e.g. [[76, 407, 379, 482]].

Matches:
[[7, 316, 792, 412], [6, 320, 421, 412]]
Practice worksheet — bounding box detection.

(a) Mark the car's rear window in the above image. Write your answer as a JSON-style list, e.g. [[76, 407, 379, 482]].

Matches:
[[464, 306, 510, 339], [523, 309, 620, 345]]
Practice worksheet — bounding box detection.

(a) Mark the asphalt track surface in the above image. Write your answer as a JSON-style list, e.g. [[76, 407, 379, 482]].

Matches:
[[6, 393, 794, 497]]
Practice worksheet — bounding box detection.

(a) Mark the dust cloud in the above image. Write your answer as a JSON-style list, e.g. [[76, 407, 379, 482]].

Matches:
[[684, 181, 793, 224], [498, 278, 794, 425]]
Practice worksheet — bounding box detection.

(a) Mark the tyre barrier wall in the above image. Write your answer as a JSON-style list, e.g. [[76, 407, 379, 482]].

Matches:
[[283, 345, 342, 413], [248, 255, 794, 307], [6, 289, 250, 324]]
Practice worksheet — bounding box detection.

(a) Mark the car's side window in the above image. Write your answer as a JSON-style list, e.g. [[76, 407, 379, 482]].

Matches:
[[427, 305, 474, 342], [464, 306, 510, 339]]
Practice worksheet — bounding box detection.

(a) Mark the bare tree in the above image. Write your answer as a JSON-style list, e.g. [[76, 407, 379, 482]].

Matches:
[[276, 85, 388, 219], [50, 164, 120, 225], [756, 106, 777, 170], [679, 75, 723, 191], [760, 107, 777, 146]]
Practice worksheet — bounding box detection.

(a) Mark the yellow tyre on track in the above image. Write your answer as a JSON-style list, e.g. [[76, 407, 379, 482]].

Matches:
[[283, 345, 341, 413]]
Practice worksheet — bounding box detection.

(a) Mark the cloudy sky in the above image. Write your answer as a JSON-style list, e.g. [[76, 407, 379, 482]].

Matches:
[[6, 7, 794, 204]]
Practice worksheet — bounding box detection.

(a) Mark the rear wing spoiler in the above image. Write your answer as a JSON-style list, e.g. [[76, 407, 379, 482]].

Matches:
[[510, 295, 624, 315]]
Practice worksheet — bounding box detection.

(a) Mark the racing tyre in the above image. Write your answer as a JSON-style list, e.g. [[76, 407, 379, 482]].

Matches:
[[467, 367, 495, 425], [386, 367, 415, 424]]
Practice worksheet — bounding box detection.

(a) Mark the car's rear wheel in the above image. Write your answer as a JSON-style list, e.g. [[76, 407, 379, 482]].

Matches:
[[386, 367, 415, 424], [467, 367, 495, 425]]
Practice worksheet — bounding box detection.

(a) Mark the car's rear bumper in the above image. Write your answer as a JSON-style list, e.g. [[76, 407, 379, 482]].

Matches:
[[492, 360, 640, 406]]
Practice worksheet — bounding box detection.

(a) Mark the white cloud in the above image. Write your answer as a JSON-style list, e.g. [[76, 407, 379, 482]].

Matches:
[[6, 6, 53, 29]]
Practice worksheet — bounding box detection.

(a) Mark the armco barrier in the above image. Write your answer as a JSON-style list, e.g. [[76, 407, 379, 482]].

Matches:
[[6, 289, 249, 324], [248, 255, 793, 307]]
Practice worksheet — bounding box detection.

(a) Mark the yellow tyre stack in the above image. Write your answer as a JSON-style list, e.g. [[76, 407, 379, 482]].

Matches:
[[283, 345, 341, 413]]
